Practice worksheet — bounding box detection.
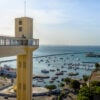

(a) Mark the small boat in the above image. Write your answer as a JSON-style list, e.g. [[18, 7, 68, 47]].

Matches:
[[41, 70, 49, 73], [50, 69, 55, 72], [64, 63, 67, 65], [48, 64, 50, 66], [49, 80, 54, 83], [68, 72, 79, 76], [51, 77, 58, 80], [59, 57, 63, 60], [56, 72, 63, 75], [57, 68, 60, 71], [37, 79, 44, 82], [61, 66, 64, 68], [57, 80, 60, 83], [33, 75, 50, 79], [40, 59, 44, 62], [61, 70, 67, 73]]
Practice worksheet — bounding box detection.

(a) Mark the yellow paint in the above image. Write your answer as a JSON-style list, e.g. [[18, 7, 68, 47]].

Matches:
[[15, 17, 37, 100], [17, 48, 33, 100]]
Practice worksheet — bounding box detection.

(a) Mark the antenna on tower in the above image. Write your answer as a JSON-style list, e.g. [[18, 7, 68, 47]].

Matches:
[[24, 0, 26, 16]]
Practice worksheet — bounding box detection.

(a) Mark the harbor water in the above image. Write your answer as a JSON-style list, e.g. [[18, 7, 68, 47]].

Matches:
[[0, 46, 100, 87]]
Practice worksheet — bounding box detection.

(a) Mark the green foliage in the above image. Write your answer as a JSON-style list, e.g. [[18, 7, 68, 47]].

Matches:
[[83, 75, 89, 82], [70, 80, 80, 90], [95, 63, 100, 68], [79, 86, 90, 97], [95, 63, 100, 70], [77, 94, 89, 100], [78, 81, 100, 100], [58, 93, 65, 100], [82, 83, 87, 87], [60, 83, 64, 87], [96, 86, 100, 94], [64, 77, 70, 83], [78, 86, 90, 100], [45, 85, 56, 90], [90, 81, 100, 87], [91, 86, 100, 95]]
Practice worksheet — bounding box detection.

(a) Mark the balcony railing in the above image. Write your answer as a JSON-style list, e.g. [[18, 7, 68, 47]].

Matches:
[[0, 36, 39, 47]]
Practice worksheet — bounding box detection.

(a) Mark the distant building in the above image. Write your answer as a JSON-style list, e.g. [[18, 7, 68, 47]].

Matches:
[[0, 65, 16, 78], [88, 71, 100, 100], [89, 71, 100, 82]]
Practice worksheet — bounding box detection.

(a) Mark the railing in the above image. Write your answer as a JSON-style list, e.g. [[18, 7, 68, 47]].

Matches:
[[0, 36, 39, 47]]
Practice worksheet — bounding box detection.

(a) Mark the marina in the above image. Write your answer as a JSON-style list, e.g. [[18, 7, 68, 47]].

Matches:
[[0, 46, 99, 87]]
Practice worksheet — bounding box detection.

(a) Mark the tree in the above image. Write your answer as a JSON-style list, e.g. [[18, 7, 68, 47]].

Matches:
[[90, 81, 100, 87], [95, 63, 100, 71], [60, 83, 64, 87], [77, 86, 90, 100], [64, 77, 70, 84], [83, 75, 89, 82], [91, 86, 100, 95], [77, 95, 89, 100], [78, 81, 100, 100], [45, 85, 56, 90], [79, 86, 90, 97], [82, 83, 87, 87], [70, 80, 80, 90], [58, 93, 65, 100], [95, 86, 100, 94]]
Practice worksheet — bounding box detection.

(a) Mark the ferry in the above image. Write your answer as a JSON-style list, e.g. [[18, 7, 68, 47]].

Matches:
[[86, 52, 100, 57]]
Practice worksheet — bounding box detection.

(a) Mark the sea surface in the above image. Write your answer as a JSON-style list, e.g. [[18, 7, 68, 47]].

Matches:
[[0, 45, 100, 87]]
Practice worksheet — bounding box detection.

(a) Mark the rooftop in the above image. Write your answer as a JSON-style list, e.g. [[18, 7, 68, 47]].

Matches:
[[89, 70, 100, 82]]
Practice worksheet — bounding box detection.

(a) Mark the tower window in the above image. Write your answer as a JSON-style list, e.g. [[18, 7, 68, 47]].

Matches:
[[19, 20, 22, 25], [19, 27, 22, 32]]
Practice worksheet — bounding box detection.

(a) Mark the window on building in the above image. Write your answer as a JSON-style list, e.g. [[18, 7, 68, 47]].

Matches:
[[18, 83, 21, 89], [19, 27, 22, 32], [19, 20, 22, 25], [18, 62, 21, 67], [23, 84, 26, 90]]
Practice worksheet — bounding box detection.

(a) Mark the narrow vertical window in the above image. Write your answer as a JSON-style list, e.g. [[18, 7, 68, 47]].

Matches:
[[19, 20, 22, 25], [19, 27, 22, 32]]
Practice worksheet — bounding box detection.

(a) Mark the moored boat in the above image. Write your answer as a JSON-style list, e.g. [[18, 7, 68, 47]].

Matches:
[[56, 72, 63, 75], [68, 72, 79, 76], [41, 69, 49, 73]]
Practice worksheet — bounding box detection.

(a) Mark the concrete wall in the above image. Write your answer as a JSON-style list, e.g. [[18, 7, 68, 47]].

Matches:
[[0, 46, 38, 58], [0, 46, 26, 57]]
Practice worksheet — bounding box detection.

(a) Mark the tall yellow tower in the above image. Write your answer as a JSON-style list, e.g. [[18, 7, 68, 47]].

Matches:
[[0, 17, 39, 100], [15, 17, 38, 100]]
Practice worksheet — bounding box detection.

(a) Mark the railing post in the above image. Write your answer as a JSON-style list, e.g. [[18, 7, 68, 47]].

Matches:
[[9, 39, 11, 45], [0, 36, 39, 47], [0, 39, 1, 46], [4, 38, 6, 46]]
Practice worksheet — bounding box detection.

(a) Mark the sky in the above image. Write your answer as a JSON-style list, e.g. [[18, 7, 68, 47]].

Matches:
[[0, 0, 100, 45]]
